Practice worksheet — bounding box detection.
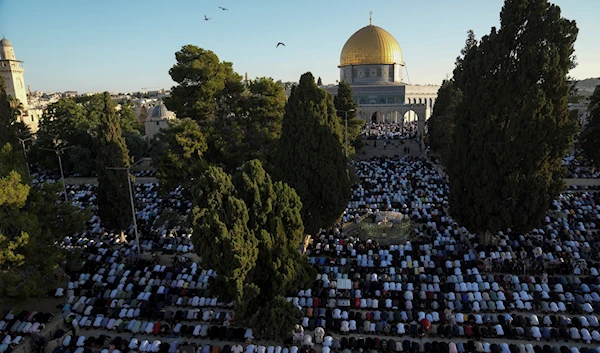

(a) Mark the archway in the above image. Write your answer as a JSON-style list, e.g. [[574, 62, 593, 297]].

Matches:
[[371, 112, 378, 123], [403, 110, 419, 124]]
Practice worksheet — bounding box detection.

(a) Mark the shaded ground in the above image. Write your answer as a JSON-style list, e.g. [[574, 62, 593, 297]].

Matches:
[[353, 138, 424, 161], [565, 178, 600, 186], [64, 176, 157, 185]]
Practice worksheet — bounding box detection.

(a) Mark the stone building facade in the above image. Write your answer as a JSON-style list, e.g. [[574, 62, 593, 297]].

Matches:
[[0, 37, 41, 132], [325, 16, 440, 135]]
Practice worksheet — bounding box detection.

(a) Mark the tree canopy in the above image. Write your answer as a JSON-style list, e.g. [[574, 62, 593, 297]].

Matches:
[[203, 77, 286, 172], [427, 79, 462, 160], [0, 76, 29, 148], [164, 45, 242, 121], [427, 30, 475, 160], [191, 159, 312, 333], [446, 0, 579, 244], [155, 72, 285, 187], [96, 92, 133, 232], [156, 118, 208, 193], [0, 144, 89, 301], [334, 80, 363, 155], [579, 85, 600, 167], [0, 81, 88, 302], [275, 72, 351, 234], [32, 95, 146, 176]]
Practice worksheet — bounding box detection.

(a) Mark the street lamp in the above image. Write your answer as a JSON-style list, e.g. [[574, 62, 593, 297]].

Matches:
[[106, 159, 144, 256], [40, 146, 75, 202], [17, 137, 33, 179], [339, 109, 355, 158]]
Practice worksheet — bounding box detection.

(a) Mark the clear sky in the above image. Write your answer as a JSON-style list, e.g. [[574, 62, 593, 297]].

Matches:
[[1, 0, 598, 93]]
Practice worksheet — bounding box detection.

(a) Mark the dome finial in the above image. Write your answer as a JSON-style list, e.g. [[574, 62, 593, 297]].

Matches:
[[369, 11, 373, 25]]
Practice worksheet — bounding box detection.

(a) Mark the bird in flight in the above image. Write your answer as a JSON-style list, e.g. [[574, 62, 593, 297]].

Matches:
[[218, 6, 228, 10], [204, 15, 211, 21], [276, 42, 285, 48]]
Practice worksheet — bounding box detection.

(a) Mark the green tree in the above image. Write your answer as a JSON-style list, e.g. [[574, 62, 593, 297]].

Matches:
[[33, 96, 145, 176], [33, 98, 95, 174], [253, 296, 301, 341], [191, 165, 259, 307], [580, 85, 600, 167], [156, 118, 208, 193], [275, 72, 351, 234], [0, 142, 88, 302], [123, 130, 147, 163], [204, 77, 286, 172], [191, 159, 312, 332], [334, 80, 363, 155], [427, 30, 476, 159], [96, 92, 132, 231], [233, 160, 312, 315], [446, 0, 579, 245], [243, 77, 286, 169], [164, 45, 241, 121], [119, 102, 144, 133], [317, 77, 323, 86], [0, 77, 25, 148], [427, 80, 462, 160], [454, 29, 477, 80]]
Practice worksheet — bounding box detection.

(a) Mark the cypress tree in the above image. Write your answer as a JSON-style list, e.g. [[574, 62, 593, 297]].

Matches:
[[0, 82, 89, 301], [156, 118, 208, 193], [276, 72, 351, 234], [334, 80, 363, 154], [0, 77, 20, 148], [233, 160, 312, 313], [96, 92, 132, 231], [427, 31, 475, 160], [446, 0, 578, 244], [427, 80, 462, 160], [580, 85, 600, 168], [191, 165, 259, 306], [334, 81, 357, 120], [191, 159, 313, 331]]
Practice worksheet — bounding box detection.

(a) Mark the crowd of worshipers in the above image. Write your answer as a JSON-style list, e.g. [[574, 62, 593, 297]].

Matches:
[[361, 123, 418, 140], [563, 153, 599, 179], [28, 166, 157, 180], [4, 138, 600, 353]]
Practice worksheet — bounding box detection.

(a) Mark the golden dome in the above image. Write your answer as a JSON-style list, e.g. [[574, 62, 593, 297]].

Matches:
[[340, 25, 403, 67]]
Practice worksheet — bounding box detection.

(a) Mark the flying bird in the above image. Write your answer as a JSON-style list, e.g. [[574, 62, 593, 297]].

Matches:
[[276, 42, 285, 48], [218, 6, 228, 10], [204, 15, 212, 21]]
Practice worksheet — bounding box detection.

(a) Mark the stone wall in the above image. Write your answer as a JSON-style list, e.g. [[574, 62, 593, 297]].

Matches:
[[12, 314, 68, 353]]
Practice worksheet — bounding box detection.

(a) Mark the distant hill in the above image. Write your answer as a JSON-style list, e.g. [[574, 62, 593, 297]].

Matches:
[[575, 78, 600, 97]]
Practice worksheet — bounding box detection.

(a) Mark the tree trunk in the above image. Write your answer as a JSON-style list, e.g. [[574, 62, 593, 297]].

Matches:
[[481, 230, 493, 246]]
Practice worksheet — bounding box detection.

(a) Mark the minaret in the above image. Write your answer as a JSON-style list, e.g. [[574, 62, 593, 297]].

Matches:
[[0, 37, 29, 111]]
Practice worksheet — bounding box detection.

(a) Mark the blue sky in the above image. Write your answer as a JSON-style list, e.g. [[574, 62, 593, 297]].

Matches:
[[1, 0, 598, 93]]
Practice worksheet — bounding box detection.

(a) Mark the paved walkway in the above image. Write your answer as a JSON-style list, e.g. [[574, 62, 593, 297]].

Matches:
[[565, 178, 600, 186], [64, 177, 158, 185]]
